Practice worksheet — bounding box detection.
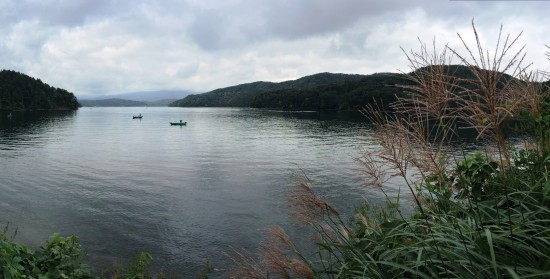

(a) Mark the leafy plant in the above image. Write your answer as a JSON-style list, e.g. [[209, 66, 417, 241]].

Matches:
[[454, 153, 499, 200], [0, 231, 92, 279], [227, 22, 550, 279], [109, 252, 165, 279], [0, 229, 169, 279]]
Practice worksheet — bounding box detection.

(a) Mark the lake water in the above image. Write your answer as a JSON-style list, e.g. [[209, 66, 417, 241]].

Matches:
[[0, 107, 401, 278]]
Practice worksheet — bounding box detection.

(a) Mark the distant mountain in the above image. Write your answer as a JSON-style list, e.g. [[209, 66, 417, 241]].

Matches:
[[169, 72, 369, 108], [169, 72, 408, 110], [79, 98, 147, 107], [169, 65, 536, 111], [81, 90, 194, 102], [0, 69, 79, 111]]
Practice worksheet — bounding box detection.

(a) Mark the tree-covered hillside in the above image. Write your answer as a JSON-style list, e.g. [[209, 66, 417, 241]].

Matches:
[[169, 72, 368, 108], [250, 73, 410, 110], [169, 65, 529, 111], [0, 70, 80, 111]]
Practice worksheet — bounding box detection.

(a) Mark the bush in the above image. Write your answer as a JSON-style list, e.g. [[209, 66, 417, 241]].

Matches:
[[0, 231, 168, 279], [0, 231, 92, 279], [228, 22, 550, 279]]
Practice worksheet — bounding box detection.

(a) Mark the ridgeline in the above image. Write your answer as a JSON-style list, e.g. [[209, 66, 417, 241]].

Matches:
[[169, 65, 545, 111], [0, 70, 80, 111], [169, 71, 409, 110]]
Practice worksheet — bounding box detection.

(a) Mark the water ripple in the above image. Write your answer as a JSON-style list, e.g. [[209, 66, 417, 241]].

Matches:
[[1, 108, 373, 277]]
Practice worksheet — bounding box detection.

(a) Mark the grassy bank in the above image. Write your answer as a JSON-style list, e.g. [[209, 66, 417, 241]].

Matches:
[[229, 22, 550, 278]]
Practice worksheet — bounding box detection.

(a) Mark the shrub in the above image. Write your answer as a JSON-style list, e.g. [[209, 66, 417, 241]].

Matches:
[[228, 21, 550, 279], [0, 230, 93, 279], [0, 230, 168, 279]]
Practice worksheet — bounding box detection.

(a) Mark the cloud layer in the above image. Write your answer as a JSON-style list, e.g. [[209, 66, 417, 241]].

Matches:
[[1, 0, 549, 97]]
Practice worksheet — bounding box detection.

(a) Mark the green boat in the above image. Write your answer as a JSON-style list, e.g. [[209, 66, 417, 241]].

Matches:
[[170, 120, 187, 126]]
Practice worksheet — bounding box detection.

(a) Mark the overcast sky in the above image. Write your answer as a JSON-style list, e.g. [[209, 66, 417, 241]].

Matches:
[[1, 0, 549, 98]]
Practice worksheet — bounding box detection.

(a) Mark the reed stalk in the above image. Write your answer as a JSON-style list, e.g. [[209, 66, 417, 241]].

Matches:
[[227, 22, 550, 279]]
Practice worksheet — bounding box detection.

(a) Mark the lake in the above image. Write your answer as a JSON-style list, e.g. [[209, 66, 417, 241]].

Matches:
[[0, 107, 401, 278]]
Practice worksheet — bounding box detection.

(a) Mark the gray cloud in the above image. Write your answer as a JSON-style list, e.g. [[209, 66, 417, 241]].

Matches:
[[260, 0, 405, 39], [0, 0, 549, 97], [1, 0, 115, 26], [188, 10, 232, 51]]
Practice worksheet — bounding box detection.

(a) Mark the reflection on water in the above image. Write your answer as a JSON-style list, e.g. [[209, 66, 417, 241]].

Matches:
[[0, 110, 77, 152], [0, 108, 379, 278], [0, 107, 524, 277]]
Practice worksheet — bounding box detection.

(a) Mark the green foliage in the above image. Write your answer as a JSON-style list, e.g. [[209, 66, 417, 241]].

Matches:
[[229, 27, 550, 277], [0, 232, 92, 279], [0, 231, 168, 279], [109, 252, 168, 279], [34, 234, 92, 279], [454, 153, 499, 200], [290, 150, 550, 279], [0, 70, 80, 111], [0, 231, 35, 279], [517, 97, 550, 153]]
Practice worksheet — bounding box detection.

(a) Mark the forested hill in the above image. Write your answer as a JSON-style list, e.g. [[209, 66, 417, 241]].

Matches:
[[250, 72, 409, 110], [168, 72, 385, 110], [169, 65, 529, 111], [0, 70, 80, 111]]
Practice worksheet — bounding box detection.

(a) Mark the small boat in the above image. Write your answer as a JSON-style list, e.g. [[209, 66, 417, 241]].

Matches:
[[133, 114, 142, 119], [170, 120, 187, 126]]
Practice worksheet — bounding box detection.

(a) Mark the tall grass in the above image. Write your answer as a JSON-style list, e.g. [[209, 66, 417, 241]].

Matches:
[[228, 22, 550, 278]]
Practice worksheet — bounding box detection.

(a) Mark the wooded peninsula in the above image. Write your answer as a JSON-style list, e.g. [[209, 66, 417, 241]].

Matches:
[[0, 70, 80, 111]]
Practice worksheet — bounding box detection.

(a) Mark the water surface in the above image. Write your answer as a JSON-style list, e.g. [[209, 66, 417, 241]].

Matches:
[[0, 107, 388, 277]]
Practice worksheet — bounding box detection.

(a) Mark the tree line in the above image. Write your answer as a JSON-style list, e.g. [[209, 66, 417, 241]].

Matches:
[[0, 70, 80, 111], [170, 65, 545, 111]]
